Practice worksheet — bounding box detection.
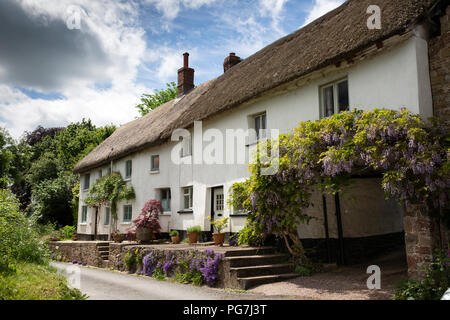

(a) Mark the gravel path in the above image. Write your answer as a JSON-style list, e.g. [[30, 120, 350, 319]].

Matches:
[[248, 250, 407, 300]]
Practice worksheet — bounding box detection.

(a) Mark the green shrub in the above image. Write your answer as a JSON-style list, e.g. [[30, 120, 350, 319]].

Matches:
[[124, 251, 136, 271], [0, 189, 49, 274], [393, 250, 450, 300], [169, 230, 179, 237], [58, 225, 76, 240], [294, 265, 313, 276]]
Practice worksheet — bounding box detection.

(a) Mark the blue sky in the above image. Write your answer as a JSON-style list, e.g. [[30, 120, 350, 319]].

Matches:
[[0, 0, 345, 138]]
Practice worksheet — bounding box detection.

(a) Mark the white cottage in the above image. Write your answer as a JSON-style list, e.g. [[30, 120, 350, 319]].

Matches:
[[73, 0, 447, 264]]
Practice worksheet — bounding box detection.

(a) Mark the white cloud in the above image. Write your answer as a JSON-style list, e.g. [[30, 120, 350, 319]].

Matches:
[[302, 0, 345, 26], [144, 0, 217, 21], [259, 0, 289, 34]]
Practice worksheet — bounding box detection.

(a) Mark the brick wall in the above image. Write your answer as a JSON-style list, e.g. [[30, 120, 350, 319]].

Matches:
[[429, 5, 450, 126]]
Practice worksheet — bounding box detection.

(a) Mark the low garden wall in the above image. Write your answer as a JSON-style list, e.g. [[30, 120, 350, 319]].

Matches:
[[48, 241, 109, 268]]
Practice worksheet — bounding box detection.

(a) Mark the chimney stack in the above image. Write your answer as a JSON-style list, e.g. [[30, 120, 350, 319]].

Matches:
[[177, 52, 195, 97], [223, 52, 242, 73]]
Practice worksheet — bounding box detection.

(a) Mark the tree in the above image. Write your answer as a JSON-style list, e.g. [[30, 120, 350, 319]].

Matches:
[[0, 128, 14, 188], [135, 82, 177, 116]]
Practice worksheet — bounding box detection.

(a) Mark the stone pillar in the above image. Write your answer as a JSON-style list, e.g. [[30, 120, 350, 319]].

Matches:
[[403, 204, 443, 279]]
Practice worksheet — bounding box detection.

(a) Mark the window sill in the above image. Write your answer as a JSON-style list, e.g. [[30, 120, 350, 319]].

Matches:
[[230, 214, 248, 217], [120, 222, 132, 225], [124, 178, 131, 182], [149, 170, 160, 174], [246, 138, 268, 147], [79, 223, 87, 225], [160, 212, 172, 216], [177, 210, 193, 214]]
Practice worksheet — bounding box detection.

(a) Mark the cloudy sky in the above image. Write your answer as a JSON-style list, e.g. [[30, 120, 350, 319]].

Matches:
[[0, 0, 345, 138]]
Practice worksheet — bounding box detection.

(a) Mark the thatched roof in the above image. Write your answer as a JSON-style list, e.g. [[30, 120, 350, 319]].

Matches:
[[74, 0, 435, 174]]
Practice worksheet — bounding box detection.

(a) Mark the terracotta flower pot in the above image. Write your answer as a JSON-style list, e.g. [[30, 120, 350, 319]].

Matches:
[[171, 235, 180, 244], [136, 227, 153, 243], [213, 233, 225, 246], [188, 232, 198, 244]]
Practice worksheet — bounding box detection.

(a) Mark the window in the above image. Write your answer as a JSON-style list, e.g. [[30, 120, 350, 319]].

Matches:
[[320, 79, 349, 118], [81, 206, 88, 223], [104, 207, 110, 225], [181, 136, 192, 157], [123, 205, 132, 223], [183, 187, 193, 210], [125, 160, 132, 179], [151, 155, 160, 171], [254, 113, 267, 141], [160, 188, 171, 212], [98, 170, 103, 179], [83, 174, 90, 190], [107, 167, 112, 175]]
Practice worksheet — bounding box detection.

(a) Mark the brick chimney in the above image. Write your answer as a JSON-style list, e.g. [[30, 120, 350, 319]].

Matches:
[[177, 52, 195, 96], [223, 52, 242, 72]]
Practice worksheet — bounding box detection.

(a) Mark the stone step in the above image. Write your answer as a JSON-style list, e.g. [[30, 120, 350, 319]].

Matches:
[[224, 247, 277, 257], [97, 247, 109, 252], [226, 254, 289, 267], [230, 263, 293, 278], [238, 273, 299, 290]]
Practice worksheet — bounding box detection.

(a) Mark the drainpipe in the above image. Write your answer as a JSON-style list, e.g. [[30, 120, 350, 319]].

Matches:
[[322, 194, 331, 263], [335, 193, 345, 265]]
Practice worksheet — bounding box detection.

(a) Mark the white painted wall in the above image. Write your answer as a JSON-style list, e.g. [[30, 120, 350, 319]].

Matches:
[[77, 36, 430, 239]]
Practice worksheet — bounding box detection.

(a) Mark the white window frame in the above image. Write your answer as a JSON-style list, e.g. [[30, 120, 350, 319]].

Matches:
[[83, 174, 90, 190], [160, 188, 171, 213], [319, 78, 349, 118], [181, 135, 192, 157], [253, 112, 267, 141], [125, 160, 132, 179], [104, 207, 110, 226], [183, 186, 193, 210]]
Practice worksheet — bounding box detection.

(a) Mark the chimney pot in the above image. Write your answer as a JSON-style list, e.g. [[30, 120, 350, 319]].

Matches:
[[178, 52, 195, 97]]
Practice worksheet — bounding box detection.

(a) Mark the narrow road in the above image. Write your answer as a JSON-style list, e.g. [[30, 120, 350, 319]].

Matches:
[[51, 262, 287, 300]]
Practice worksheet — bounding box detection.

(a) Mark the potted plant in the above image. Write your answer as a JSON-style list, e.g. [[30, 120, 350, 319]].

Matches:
[[187, 225, 201, 244], [208, 217, 229, 246], [111, 230, 125, 243], [132, 200, 162, 243], [169, 230, 180, 244], [71, 233, 78, 241]]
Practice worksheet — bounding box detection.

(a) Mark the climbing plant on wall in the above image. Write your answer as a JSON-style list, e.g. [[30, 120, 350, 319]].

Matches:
[[229, 109, 449, 267], [84, 172, 135, 232]]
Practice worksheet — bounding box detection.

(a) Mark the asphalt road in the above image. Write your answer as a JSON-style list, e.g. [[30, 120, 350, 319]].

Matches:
[[51, 262, 286, 300]]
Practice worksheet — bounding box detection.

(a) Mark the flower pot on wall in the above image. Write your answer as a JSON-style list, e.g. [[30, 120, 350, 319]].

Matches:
[[213, 233, 225, 246], [136, 227, 153, 243], [188, 232, 198, 244]]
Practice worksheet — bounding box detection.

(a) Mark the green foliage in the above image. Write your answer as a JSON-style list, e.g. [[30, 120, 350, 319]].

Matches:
[[151, 268, 166, 281], [135, 82, 177, 116], [124, 251, 136, 271], [84, 172, 136, 221], [0, 189, 50, 274], [25, 153, 61, 187], [0, 127, 15, 188], [393, 250, 450, 300], [294, 265, 313, 276], [187, 225, 202, 233], [58, 225, 76, 240], [30, 173, 79, 225], [169, 230, 179, 237]]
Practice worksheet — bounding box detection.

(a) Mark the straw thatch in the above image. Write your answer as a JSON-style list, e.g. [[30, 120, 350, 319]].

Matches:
[[74, 0, 435, 174]]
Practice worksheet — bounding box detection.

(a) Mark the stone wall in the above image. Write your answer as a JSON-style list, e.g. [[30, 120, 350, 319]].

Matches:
[[48, 241, 109, 268], [429, 5, 450, 127], [403, 204, 449, 279]]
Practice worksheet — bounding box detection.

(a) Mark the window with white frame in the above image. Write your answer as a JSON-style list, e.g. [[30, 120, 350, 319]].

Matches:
[[320, 79, 349, 118], [123, 205, 132, 222], [253, 112, 267, 141], [83, 174, 90, 190], [181, 135, 192, 157], [81, 206, 88, 223], [104, 207, 110, 225], [125, 160, 132, 179], [182, 186, 193, 210], [160, 188, 171, 212]]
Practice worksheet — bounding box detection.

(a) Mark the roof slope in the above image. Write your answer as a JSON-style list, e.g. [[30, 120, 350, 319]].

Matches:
[[74, 0, 434, 173]]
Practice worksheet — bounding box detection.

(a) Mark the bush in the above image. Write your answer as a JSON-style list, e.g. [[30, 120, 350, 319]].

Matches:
[[58, 225, 76, 240], [187, 226, 201, 233], [0, 189, 49, 274], [393, 250, 450, 300], [169, 230, 179, 237]]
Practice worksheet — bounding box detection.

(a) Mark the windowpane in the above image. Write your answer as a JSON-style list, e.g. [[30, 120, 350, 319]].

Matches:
[[323, 86, 334, 117], [104, 207, 110, 225], [161, 189, 171, 211], [123, 205, 132, 222], [151, 155, 160, 171], [183, 187, 192, 209], [254, 113, 266, 141], [125, 160, 132, 179], [337, 80, 349, 112], [83, 174, 90, 190], [81, 206, 87, 223]]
